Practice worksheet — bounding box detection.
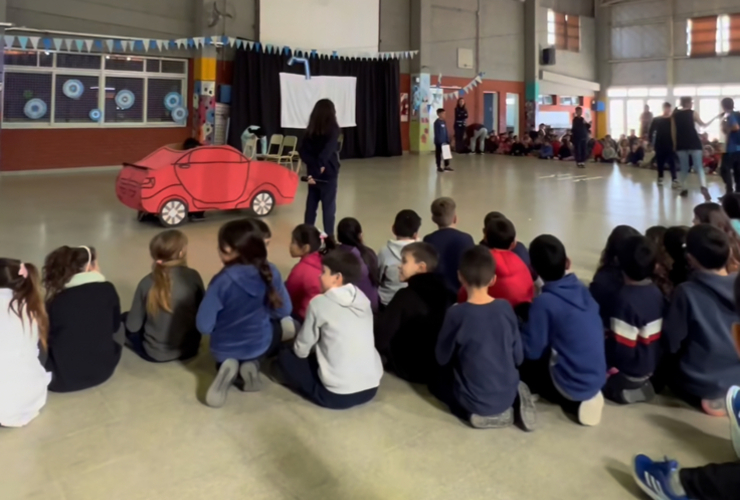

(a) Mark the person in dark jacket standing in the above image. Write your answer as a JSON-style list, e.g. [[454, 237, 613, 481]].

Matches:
[[649, 102, 678, 187], [673, 96, 711, 200], [434, 108, 453, 173], [571, 106, 590, 168], [300, 99, 341, 237], [454, 98, 468, 153], [720, 97, 740, 195]]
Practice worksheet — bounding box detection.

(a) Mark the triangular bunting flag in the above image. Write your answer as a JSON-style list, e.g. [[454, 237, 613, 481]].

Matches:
[[254, 42, 261, 51], [105, 40, 114, 52], [74, 39, 84, 51], [18, 36, 28, 48], [156, 40, 165, 51], [83, 39, 92, 52], [54, 38, 65, 50], [175, 39, 185, 49], [194, 37, 203, 48], [29, 37, 40, 49], [93, 40, 103, 51], [142, 39, 151, 51], [3, 35, 15, 48], [186, 38, 195, 48], [235, 39, 243, 49], [133, 40, 144, 51], [114, 40, 123, 51], [42, 38, 53, 51]]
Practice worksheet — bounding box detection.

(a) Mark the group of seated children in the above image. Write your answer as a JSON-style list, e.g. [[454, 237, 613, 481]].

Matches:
[[3, 198, 740, 437]]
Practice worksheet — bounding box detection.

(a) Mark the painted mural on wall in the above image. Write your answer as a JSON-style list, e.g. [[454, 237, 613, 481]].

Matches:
[[193, 80, 216, 144], [400, 92, 409, 122]]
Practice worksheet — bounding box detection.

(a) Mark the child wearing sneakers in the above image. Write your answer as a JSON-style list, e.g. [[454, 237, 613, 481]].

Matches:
[[377, 210, 422, 308], [458, 216, 534, 307], [431, 246, 536, 431], [434, 108, 453, 173], [520, 235, 606, 426], [603, 235, 665, 404], [664, 224, 740, 416], [197, 219, 292, 408], [374, 242, 455, 383], [423, 197, 476, 294], [276, 250, 383, 409]]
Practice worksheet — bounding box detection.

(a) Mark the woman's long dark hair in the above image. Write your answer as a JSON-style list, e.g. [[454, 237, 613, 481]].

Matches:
[[0, 258, 48, 348], [596, 225, 641, 272], [337, 218, 379, 287], [456, 98, 466, 109], [43, 246, 97, 300], [218, 219, 281, 309], [305, 99, 338, 138]]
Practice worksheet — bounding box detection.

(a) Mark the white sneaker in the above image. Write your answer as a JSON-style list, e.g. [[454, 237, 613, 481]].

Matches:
[[578, 391, 604, 426]]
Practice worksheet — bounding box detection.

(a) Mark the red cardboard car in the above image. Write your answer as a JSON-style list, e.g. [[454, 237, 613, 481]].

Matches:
[[116, 144, 299, 227]]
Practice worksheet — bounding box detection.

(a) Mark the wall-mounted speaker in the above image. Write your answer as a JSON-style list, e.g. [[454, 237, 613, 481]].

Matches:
[[541, 47, 556, 66]]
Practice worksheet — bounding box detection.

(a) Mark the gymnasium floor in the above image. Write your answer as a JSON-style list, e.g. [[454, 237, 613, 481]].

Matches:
[[0, 154, 736, 500]]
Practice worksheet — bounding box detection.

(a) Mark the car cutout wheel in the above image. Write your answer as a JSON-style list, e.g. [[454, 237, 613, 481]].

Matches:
[[159, 199, 188, 227], [251, 191, 275, 216]]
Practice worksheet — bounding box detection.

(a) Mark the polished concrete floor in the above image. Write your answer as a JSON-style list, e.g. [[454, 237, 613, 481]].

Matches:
[[0, 154, 735, 500]]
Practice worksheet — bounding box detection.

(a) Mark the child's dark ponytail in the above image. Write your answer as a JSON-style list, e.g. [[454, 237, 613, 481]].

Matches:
[[291, 224, 323, 254], [0, 259, 48, 348], [218, 219, 282, 309], [337, 218, 379, 287], [597, 225, 641, 272]]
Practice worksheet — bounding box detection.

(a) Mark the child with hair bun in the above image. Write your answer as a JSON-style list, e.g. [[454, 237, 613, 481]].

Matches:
[[0, 258, 50, 427], [125, 230, 205, 362], [43, 245, 122, 392]]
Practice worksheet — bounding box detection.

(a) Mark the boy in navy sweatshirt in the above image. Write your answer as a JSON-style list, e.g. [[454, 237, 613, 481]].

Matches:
[[423, 197, 476, 294], [520, 235, 606, 427], [603, 235, 665, 405], [431, 246, 536, 431], [664, 224, 740, 416], [434, 108, 453, 173]]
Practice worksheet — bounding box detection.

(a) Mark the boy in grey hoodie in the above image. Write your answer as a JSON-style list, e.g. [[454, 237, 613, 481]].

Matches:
[[277, 249, 383, 409], [377, 210, 422, 307]]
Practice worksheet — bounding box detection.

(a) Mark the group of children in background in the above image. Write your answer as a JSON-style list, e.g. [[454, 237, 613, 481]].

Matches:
[[3, 197, 740, 442]]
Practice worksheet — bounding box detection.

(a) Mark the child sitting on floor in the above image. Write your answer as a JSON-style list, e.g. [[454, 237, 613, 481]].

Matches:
[[423, 197, 476, 294], [459, 216, 534, 307], [277, 250, 383, 409], [431, 246, 536, 430], [285, 224, 325, 322], [337, 218, 380, 312], [482, 212, 538, 282], [558, 139, 574, 161], [665, 226, 691, 291], [43, 245, 122, 393], [374, 242, 455, 383], [590, 225, 641, 325], [0, 259, 50, 428], [520, 235, 606, 426], [125, 230, 205, 362], [603, 235, 664, 404], [377, 209, 422, 309], [664, 224, 740, 416], [539, 139, 554, 159], [196, 219, 292, 408]]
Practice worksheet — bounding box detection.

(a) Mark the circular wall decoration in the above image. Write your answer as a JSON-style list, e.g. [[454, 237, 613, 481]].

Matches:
[[164, 92, 182, 111], [171, 106, 188, 124], [115, 90, 135, 110], [206, 108, 215, 123], [62, 79, 85, 99], [89, 109, 102, 122], [24, 99, 48, 120]]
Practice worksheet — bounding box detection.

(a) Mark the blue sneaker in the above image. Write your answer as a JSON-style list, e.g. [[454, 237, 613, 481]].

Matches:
[[727, 386, 740, 459], [633, 455, 687, 500]]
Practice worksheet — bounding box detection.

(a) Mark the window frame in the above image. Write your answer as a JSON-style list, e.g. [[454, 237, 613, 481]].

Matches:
[[2, 49, 188, 129], [547, 9, 580, 53]]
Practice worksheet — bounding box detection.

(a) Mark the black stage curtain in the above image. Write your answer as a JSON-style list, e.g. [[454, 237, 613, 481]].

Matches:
[[228, 50, 402, 159]]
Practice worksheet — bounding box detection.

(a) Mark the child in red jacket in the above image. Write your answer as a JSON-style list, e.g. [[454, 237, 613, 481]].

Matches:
[[458, 217, 534, 307], [285, 224, 324, 321]]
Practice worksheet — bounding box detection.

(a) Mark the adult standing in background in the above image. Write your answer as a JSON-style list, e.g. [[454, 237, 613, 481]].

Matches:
[[720, 98, 740, 195], [649, 102, 678, 188], [640, 104, 654, 140], [454, 98, 468, 153], [571, 106, 590, 168], [300, 99, 340, 237], [672, 96, 711, 201]]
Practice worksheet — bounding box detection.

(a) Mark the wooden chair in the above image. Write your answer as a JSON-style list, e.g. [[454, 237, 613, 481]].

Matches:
[[256, 134, 284, 160]]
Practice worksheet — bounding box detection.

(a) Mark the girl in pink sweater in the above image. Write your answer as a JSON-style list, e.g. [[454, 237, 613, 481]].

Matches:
[[285, 225, 324, 321]]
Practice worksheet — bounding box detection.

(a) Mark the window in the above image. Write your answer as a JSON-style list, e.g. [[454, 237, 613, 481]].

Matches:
[[547, 9, 579, 52], [688, 14, 740, 56], [609, 99, 625, 136], [2, 49, 188, 128]]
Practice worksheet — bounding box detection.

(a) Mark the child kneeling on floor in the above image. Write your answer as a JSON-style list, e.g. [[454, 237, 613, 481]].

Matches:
[[519, 235, 606, 426], [374, 242, 455, 383], [197, 219, 292, 408], [431, 246, 536, 430], [603, 235, 664, 404], [277, 249, 383, 409]]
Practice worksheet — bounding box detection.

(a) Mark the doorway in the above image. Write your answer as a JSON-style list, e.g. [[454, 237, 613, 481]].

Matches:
[[483, 92, 498, 134], [506, 93, 519, 135]]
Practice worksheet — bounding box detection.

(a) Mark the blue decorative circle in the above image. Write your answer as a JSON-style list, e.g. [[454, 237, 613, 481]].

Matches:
[[206, 108, 215, 123], [171, 106, 188, 123], [115, 90, 135, 110], [89, 109, 102, 122], [24, 99, 47, 120], [62, 79, 84, 99], [164, 92, 182, 111]]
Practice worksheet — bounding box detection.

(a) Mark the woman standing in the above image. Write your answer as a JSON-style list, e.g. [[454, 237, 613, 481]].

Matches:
[[673, 96, 711, 201], [300, 99, 341, 237], [454, 98, 468, 153]]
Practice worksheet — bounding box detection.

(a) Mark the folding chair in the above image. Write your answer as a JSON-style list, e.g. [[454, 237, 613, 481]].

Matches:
[[274, 136, 300, 167], [256, 134, 284, 160]]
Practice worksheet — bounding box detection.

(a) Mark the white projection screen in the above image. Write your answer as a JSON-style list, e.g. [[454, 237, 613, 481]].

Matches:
[[259, 0, 380, 53]]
